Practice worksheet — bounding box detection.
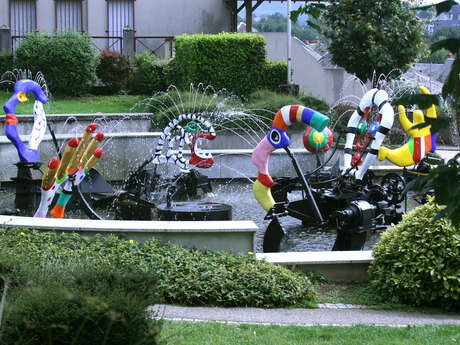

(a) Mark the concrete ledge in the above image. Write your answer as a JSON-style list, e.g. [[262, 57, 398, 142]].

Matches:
[[0, 215, 258, 255], [256, 251, 374, 282]]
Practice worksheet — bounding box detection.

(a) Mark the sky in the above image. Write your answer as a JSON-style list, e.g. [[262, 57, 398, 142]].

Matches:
[[236, 0, 459, 17], [236, 1, 305, 17]]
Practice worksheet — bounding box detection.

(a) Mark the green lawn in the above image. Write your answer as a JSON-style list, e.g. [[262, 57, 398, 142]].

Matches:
[[161, 321, 460, 345], [0, 92, 149, 114]]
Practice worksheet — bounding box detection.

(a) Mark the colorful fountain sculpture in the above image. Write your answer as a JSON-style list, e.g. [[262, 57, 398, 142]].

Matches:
[[2, 77, 105, 218], [3, 78, 49, 211], [252, 105, 330, 212], [118, 113, 232, 221], [378, 86, 438, 167], [4, 79, 48, 163], [34, 125, 104, 218], [251, 88, 432, 252]]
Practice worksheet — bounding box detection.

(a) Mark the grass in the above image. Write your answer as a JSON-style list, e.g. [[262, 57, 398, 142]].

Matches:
[[312, 279, 454, 314], [0, 91, 149, 114], [160, 321, 460, 345]]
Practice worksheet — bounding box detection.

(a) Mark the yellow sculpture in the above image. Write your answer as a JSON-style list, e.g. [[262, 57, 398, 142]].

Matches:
[[378, 86, 437, 167]]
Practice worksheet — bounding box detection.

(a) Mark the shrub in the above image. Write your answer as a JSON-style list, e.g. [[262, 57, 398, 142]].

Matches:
[[260, 60, 287, 92], [0, 53, 14, 91], [0, 253, 162, 345], [1, 283, 162, 345], [169, 33, 267, 96], [245, 90, 332, 130], [368, 197, 460, 309], [15, 31, 97, 96], [247, 89, 301, 115], [299, 94, 330, 114], [128, 52, 167, 95], [0, 229, 317, 308], [0, 53, 14, 75], [96, 49, 131, 94]]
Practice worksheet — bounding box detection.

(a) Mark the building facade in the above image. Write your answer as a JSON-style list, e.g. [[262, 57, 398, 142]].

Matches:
[[0, 0, 232, 56]]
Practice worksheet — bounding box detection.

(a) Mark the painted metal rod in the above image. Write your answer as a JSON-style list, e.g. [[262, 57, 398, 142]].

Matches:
[[284, 146, 323, 222], [287, 0, 292, 84]]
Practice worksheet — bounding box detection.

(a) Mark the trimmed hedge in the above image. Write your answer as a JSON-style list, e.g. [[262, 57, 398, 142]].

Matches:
[[260, 60, 288, 92], [14, 31, 97, 96], [0, 229, 316, 308], [369, 197, 460, 309], [169, 33, 269, 96], [128, 52, 168, 95]]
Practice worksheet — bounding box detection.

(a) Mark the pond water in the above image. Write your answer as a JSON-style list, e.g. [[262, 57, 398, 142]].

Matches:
[[0, 178, 418, 253]]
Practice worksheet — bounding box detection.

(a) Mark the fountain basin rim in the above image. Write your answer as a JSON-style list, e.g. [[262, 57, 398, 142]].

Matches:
[[0, 215, 258, 232], [0, 113, 154, 122], [256, 250, 373, 265], [256, 250, 373, 282], [0, 215, 258, 254]]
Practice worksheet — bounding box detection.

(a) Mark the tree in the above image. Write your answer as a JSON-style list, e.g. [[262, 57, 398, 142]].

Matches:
[[431, 25, 460, 42], [294, 0, 423, 84], [383, 0, 460, 227], [253, 13, 322, 43]]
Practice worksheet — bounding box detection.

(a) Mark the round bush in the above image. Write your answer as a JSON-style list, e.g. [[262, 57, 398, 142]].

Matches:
[[369, 197, 460, 309], [1, 284, 162, 345], [15, 31, 97, 96], [96, 49, 131, 94]]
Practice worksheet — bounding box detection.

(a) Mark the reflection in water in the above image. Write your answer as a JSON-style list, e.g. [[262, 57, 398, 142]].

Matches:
[[201, 181, 387, 252], [0, 180, 417, 253]]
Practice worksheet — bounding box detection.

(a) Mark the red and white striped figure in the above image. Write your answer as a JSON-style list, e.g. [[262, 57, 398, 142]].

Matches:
[[342, 89, 394, 180]]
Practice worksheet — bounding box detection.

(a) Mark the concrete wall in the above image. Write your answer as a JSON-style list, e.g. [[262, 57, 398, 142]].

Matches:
[[135, 0, 230, 36], [0, 216, 258, 254], [0, 2, 8, 28], [0, 0, 230, 38], [262, 32, 365, 105]]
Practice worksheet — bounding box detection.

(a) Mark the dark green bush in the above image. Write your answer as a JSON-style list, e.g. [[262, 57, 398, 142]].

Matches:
[[369, 197, 460, 309], [128, 52, 167, 95], [260, 60, 287, 92], [245, 89, 332, 130], [0, 53, 14, 91], [96, 49, 131, 94], [0, 53, 14, 75], [247, 89, 301, 115], [14, 31, 97, 96], [1, 283, 162, 345], [169, 33, 268, 96], [0, 229, 316, 308], [299, 94, 330, 114], [0, 252, 162, 345]]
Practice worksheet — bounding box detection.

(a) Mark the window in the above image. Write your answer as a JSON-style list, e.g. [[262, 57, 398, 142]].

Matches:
[[55, 0, 83, 32], [107, 0, 134, 51], [9, 0, 36, 43]]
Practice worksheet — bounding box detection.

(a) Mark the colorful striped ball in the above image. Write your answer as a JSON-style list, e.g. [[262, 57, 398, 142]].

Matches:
[[303, 126, 333, 153]]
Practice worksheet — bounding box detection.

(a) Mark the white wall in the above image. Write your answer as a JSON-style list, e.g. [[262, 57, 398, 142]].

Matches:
[[0, 1, 8, 27], [0, 0, 231, 37], [135, 0, 230, 36], [262, 32, 364, 105]]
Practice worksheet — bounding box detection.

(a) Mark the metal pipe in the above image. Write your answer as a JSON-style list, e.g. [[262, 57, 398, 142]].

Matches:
[[287, 0, 292, 84], [284, 147, 324, 222]]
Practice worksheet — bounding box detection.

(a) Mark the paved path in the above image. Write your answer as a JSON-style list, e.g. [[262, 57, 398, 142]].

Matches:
[[149, 304, 460, 327]]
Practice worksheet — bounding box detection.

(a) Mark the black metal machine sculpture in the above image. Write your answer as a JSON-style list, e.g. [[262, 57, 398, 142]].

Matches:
[[252, 87, 441, 252]]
